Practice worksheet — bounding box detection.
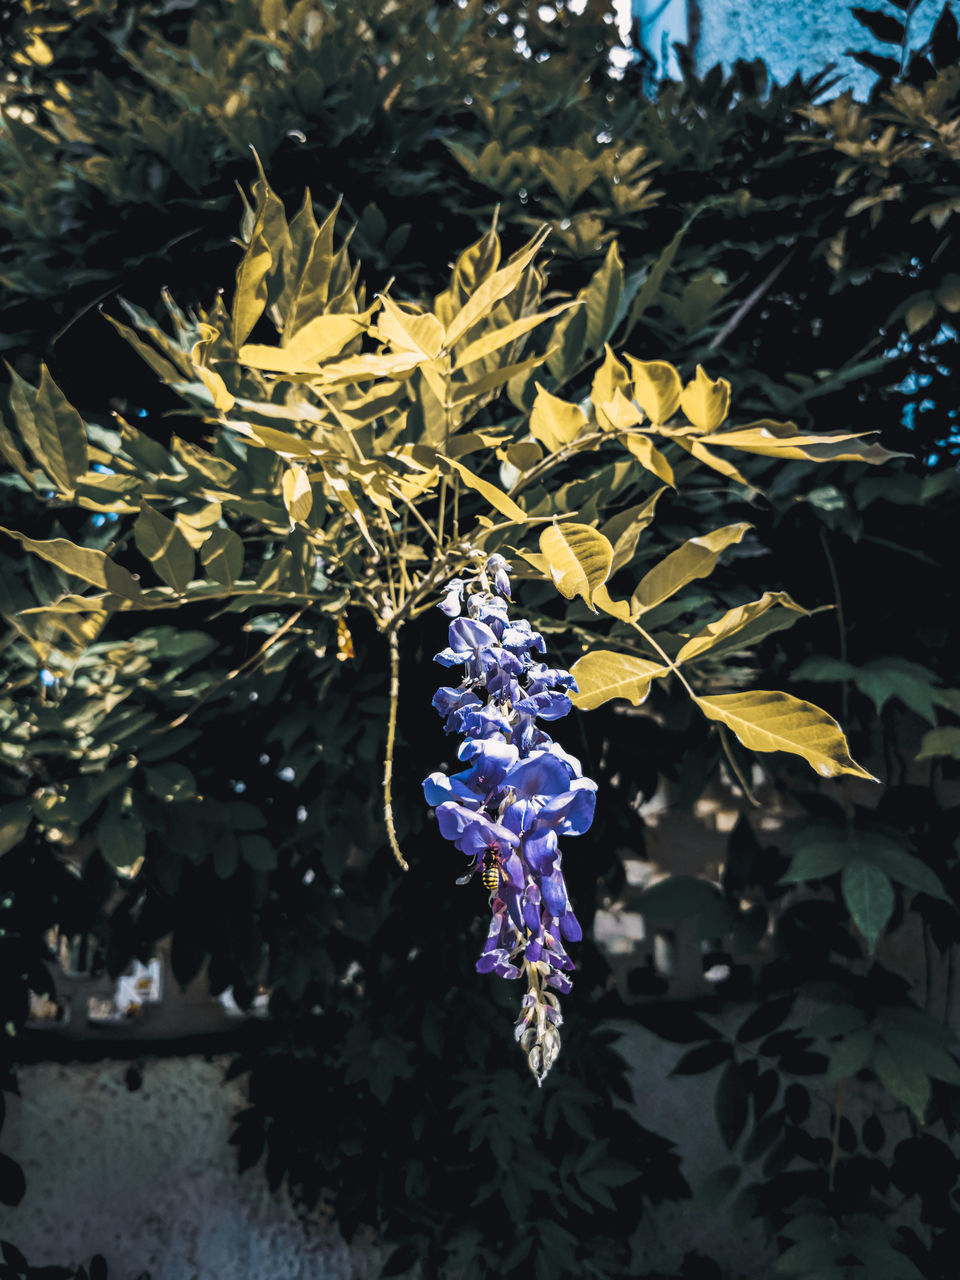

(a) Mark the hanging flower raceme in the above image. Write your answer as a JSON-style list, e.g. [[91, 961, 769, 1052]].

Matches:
[[423, 554, 596, 1085]]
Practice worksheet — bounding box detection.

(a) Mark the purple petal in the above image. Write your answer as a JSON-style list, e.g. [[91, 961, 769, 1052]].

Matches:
[[502, 753, 572, 801]]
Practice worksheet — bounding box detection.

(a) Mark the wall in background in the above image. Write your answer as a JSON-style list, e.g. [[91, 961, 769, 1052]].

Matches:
[[632, 0, 944, 97]]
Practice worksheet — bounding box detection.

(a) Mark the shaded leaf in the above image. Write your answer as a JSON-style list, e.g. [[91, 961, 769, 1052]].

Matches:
[[134, 503, 195, 593], [842, 859, 894, 952]]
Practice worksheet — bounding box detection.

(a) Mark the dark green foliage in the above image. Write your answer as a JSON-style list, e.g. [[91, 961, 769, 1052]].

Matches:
[[2, 2, 960, 1278]]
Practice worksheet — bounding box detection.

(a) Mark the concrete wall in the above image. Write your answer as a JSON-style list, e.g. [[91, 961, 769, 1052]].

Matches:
[[0, 1057, 383, 1280], [0, 1030, 776, 1280], [689, 0, 943, 97]]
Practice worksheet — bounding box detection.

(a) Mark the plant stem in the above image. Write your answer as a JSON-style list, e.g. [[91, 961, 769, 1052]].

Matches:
[[819, 527, 849, 724], [382, 628, 408, 871], [628, 617, 758, 805]]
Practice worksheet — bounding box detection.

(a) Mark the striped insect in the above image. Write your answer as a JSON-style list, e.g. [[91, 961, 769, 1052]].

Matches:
[[481, 845, 502, 893]]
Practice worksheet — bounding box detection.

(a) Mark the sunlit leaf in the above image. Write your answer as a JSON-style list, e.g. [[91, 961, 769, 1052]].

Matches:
[[539, 522, 613, 610], [442, 457, 528, 523], [231, 205, 272, 348], [282, 464, 313, 524], [529, 384, 588, 452], [453, 302, 575, 370], [679, 365, 731, 433], [579, 239, 624, 352], [599, 489, 667, 573], [621, 431, 675, 486], [376, 295, 445, 359], [0, 526, 144, 599], [677, 592, 809, 663], [444, 228, 549, 349], [632, 523, 751, 614], [591, 345, 631, 429], [624, 358, 680, 426], [710, 419, 904, 464], [693, 690, 878, 781], [570, 649, 669, 710]]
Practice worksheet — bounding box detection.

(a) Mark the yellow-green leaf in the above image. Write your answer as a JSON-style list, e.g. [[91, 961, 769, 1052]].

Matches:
[[200, 527, 244, 587], [710, 420, 902, 465], [693, 690, 878, 781], [0, 527, 145, 599], [599, 488, 667, 573], [580, 240, 624, 352], [228, 421, 324, 459], [0, 408, 36, 488], [570, 649, 669, 710], [621, 431, 675, 487], [35, 366, 89, 491], [593, 585, 633, 622], [449, 349, 548, 404], [375, 295, 446, 359], [444, 228, 549, 349], [675, 437, 753, 488], [231, 210, 272, 349], [591, 345, 631, 429], [679, 365, 731, 433], [598, 387, 643, 430], [676, 592, 809, 663], [626, 358, 682, 424], [134, 503, 195, 594], [241, 315, 368, 373], [282, 465, 313, 524], [539, 522, 613, 610], [529, 384, 588, 452], [452, 302, 575, 370], [442, 457, 528, 523], [632, 523, 752, 614]]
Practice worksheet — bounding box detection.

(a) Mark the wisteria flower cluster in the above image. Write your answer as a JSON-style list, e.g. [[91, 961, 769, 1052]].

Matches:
[[423, 553, 596, 1084]]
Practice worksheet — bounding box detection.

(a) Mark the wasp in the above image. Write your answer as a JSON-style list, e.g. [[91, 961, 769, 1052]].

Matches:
[[481, 846, 501, 893]]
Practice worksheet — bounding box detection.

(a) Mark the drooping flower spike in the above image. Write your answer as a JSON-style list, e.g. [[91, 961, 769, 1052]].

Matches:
[[423, 553, 596, 1084]]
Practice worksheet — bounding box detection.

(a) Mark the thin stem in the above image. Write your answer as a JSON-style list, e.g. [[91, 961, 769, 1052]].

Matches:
[[627, 617, 695, 695], [379, 513, 408, 611], [436, 476, 448, 550], [829, 1079, 846, 1195], [382, 628, 408, 872], [507, 430, 607, 499], [628, 618, 758, 805], [165, 607, 305, 730], [718, 724, 760, 808], [395, 489, 439, 545], [820, 527, 849, 724]]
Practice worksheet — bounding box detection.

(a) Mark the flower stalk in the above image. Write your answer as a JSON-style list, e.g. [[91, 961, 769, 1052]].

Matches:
[[423, 555, 595, 1083]]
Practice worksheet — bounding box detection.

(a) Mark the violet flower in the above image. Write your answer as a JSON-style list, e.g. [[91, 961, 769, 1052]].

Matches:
[[422, 553, 596, 1084]]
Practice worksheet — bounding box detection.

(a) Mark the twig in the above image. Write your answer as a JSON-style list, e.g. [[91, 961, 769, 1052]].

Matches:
[[382, 628, 408, 871], [718, 724, 760, 807], [707, 249, 796, 353], [819, 527, 849, 724], [165, 607, 306, 730]]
